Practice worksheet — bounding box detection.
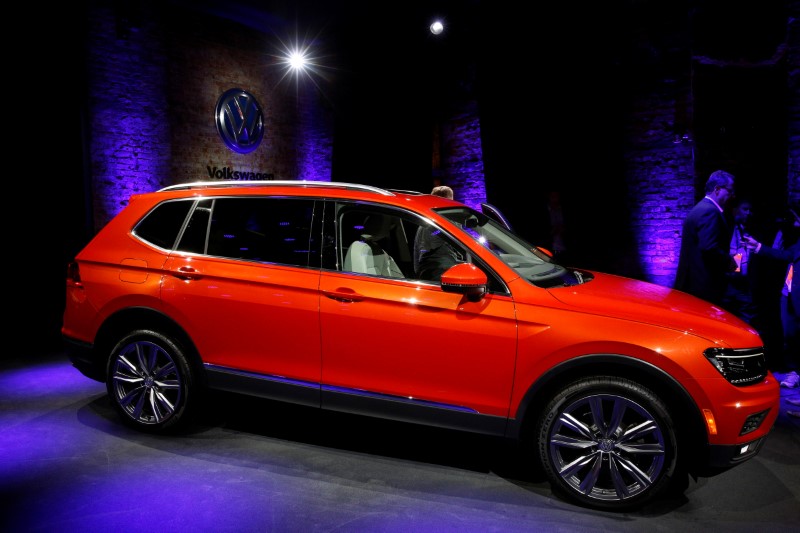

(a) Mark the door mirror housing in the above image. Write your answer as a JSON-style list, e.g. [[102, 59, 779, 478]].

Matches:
[[441, 263, 488, 302]]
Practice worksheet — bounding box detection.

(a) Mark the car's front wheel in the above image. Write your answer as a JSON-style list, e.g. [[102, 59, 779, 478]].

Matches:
[[536, 377, 679, 511], [106, 330, 195, 433]]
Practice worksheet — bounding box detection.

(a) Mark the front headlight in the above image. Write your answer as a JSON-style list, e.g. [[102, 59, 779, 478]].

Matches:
[[703, 347, 768, 386]]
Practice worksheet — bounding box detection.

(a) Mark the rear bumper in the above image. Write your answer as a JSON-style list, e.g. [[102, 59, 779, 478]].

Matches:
[[62, 336, 104, 382]]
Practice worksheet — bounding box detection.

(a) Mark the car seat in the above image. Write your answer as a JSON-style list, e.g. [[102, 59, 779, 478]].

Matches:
[[344, 215, 404, 278]]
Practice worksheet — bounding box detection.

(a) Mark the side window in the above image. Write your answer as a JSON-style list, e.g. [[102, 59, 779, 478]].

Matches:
[[338, 207, 414, 279], [412, 221, 467, 283], [333, 203, 506, 291], [204, 197, 317, 267], [337, 205, 472, 282], [133, 199, 194, 250]]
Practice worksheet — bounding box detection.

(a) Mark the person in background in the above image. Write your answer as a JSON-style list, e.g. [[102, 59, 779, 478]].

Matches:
[[722, 197, 757, 323], [674, 170, 738, 306], [413, 185, 455, 278], [750, 205, 799, 371], [771, 206, 799, 250], [545, 190, 569, 263], [742, 207, 800, 397], [431, 185, 454, 200]]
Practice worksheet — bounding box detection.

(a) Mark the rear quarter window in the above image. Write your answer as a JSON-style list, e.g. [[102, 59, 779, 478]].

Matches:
[[134, 200, 194, 250]]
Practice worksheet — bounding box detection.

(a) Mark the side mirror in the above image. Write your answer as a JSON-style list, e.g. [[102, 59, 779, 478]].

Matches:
[[535, 246, 553, 258], [441, 263, 488, 302]]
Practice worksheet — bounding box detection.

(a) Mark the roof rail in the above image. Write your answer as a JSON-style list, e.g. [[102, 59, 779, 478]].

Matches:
[[158, 180, 394, 196], [388, 188, 425, 195]]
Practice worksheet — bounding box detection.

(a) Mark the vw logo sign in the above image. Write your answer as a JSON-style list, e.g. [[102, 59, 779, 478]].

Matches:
[[215, 88, 265, 154]]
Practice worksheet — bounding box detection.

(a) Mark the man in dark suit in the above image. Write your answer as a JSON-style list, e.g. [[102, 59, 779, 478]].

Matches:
[[674, 170, 739, 305]]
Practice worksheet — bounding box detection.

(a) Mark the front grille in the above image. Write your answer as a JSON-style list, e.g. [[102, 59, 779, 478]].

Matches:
[[703, 347, 768, 386]]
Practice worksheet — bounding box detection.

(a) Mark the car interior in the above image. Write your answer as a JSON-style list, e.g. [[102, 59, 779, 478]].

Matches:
[[343, 214, 405, 277]]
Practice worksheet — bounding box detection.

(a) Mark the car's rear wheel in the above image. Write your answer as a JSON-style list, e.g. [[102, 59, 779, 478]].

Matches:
[[537, 377, 678, 511], [106, 330, 195, 433]]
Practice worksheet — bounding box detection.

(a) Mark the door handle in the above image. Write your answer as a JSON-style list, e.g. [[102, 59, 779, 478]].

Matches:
[[174, 266, 201, 280], [323, 287, 364, 303]]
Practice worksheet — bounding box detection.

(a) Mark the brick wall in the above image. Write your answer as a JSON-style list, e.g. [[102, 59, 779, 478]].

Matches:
[[86, 2, 172, 232], [441, 105, 487, 211], [85, 2, 331, 232], [623, 83, 696, 287]]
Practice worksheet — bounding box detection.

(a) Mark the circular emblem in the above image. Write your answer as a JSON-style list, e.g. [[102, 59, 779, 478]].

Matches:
[[215, 88, 265, 154]]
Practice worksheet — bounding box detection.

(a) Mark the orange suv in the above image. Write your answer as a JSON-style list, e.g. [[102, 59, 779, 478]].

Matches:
[[62, 180, 779, 511]]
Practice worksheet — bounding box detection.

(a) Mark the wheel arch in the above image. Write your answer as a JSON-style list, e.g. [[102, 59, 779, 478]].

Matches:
[[93, 307, 206, 386], [507, 354, 707, 463]]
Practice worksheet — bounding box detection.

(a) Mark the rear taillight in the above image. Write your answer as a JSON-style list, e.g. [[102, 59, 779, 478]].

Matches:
[[66, 261, 82, 286]]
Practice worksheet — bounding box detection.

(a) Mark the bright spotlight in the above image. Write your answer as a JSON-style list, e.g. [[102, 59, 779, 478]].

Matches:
[[271, 31, 334, 91], [288, 50, 307, 71], [430, 20, 444, 35]]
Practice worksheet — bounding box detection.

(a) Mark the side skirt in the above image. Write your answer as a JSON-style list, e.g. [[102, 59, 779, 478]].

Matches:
[[204, 364, 509, 437]]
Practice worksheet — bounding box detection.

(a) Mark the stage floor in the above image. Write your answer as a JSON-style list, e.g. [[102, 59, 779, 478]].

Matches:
[[2, 352, 798, 532]]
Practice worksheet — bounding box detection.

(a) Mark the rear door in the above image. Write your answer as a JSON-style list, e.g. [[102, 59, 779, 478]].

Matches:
[[161, 197, 323, 387]]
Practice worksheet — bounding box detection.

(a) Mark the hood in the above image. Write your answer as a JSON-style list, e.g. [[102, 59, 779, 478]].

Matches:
[[546, 271, 762, 347]]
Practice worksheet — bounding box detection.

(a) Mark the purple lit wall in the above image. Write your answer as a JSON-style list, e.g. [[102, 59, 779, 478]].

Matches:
[[618, 5, 800, 287], [83, 2, 481, 231], [297, 91, 333, 182], [622, 73, 697, 287], [84, 3, 332, 233], [440, 104, 488, 212], [85, 4, 171, 232]]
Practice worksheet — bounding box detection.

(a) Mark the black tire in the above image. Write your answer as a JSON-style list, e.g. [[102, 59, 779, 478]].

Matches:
[[536, 377, 679, 511], [106, 329, 195, 433]]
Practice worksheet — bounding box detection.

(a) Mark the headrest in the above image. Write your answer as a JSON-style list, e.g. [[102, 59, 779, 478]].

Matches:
[[361, 215, 393, 241]]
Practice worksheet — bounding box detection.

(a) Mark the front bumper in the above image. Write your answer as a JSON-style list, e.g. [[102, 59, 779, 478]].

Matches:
[[706, 434, 769, 469]]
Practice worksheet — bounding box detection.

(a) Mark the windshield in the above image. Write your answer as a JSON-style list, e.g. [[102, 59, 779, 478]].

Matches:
[[438, 207, 590, 288]]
